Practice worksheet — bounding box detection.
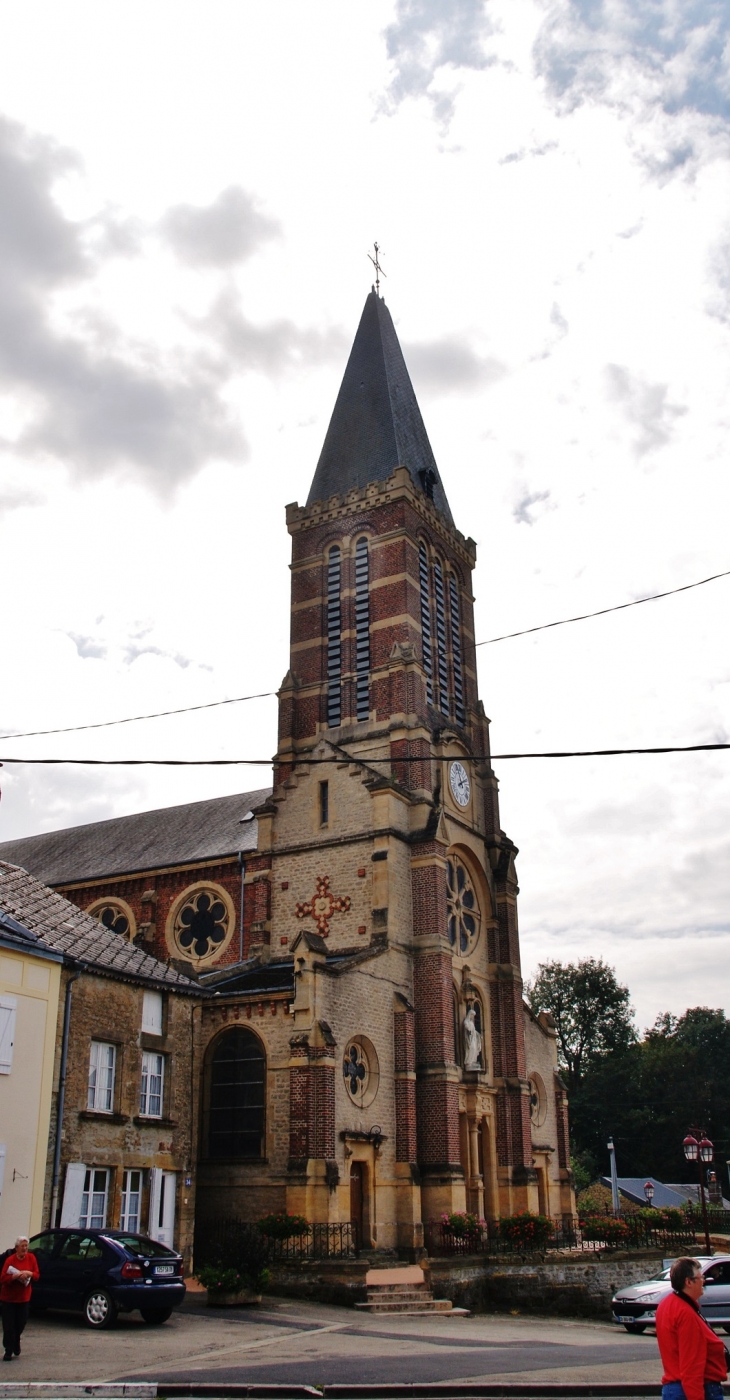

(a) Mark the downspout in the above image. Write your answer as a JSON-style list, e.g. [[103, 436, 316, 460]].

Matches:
[[49, 965, 81, 1228], [238, 855, 246, 962]]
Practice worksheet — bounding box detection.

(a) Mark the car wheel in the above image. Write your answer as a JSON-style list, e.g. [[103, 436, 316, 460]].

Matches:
[[140, 1308, 173, 1325], [623, 1323, 648, 1334], [84, 1289, 118, 1329]]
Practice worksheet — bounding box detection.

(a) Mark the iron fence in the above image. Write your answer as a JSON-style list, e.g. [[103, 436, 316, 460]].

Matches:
[[194, 1217, 358, 1270], [425, 1215, 697, 1258]]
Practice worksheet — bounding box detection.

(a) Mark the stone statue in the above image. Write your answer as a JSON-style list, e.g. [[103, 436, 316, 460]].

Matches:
[[463, 1007, 482, 1070]]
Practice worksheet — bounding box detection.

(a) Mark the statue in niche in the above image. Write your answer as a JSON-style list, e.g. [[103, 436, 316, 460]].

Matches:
[[463, 1006, 482, 1070]]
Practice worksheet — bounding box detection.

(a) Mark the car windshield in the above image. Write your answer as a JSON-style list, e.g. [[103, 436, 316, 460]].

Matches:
[[648, 1270, 671, 1281], [104, 1234, 178, 1258]]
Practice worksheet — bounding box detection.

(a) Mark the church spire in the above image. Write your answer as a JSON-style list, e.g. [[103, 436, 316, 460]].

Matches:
[[307, 291, 453, 525]]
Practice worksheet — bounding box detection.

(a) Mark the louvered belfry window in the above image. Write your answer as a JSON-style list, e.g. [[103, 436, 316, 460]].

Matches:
[[354, 536, 370, 722], [449, 574, 465, 726], [419, 542, 433, 704], [432, 557, 450, 716], [326, 545, 342, 727]]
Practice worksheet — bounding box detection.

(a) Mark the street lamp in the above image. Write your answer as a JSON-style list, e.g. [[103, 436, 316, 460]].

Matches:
[[684, 1130, 713, 1255], [607, 1135, 620, 1217], [644, 1180, 655, 1206]]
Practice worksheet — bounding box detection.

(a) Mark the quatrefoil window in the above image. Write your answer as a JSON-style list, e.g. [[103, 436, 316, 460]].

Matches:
[[344, 1043, 368, 1098], [87, 898, 135, 942], [446, 856, 480, 954], [175, 889, 228, 960]]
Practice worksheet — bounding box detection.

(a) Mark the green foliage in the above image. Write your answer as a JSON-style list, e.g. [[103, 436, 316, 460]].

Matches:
[[497, 1211, 555, 1249], [579, 1215, 630, 1246], [525, 958, 636, 1093], [440, 1210, 485, 1237], [257, 1211, 311, 1239], [198, 1263, 270, 1294], [570, 1005, 730, 1181], [571, 1149, 596, 1194]]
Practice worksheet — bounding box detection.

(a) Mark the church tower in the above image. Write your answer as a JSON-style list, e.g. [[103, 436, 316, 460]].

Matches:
[[250, 290, 574, 1244]]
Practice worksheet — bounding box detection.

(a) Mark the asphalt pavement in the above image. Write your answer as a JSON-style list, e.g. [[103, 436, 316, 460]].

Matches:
[[9, 1293, 666, 1388]]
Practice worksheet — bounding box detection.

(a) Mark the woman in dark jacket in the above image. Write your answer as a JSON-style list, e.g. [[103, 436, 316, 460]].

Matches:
[[656, 1256, 728, 1400]]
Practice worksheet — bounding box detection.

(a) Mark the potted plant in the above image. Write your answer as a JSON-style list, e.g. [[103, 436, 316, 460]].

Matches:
[[198, 1262, 270, 1306], [440, 1210, 485, 1240], [257, 1211, 311, 1240], [497, 1210, 555, 1250]]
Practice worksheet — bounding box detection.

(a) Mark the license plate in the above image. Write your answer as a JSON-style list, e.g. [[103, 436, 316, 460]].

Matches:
[[155, 1265, 174, 1275], [617, 1315, 636, 1323]]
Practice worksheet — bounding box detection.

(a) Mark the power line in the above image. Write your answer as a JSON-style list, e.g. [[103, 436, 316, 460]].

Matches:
[[0, 690, 277, 742], [1, 567, 727, 745], [476, 567, 730, 646], [1, 743, 729, 766]]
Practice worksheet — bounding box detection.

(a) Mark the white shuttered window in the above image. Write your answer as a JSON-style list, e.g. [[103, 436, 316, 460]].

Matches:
[[0, 997, 17, 1074], [88, 1041, 116, 1112]]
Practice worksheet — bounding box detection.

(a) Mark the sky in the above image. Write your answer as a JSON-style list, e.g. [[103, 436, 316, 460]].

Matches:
[[1, 0, 729, 1032]]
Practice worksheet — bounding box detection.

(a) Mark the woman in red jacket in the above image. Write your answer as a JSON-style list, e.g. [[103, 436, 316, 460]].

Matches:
[[0, 1237, 40, 1362], [656, 1256, 728, 1400]]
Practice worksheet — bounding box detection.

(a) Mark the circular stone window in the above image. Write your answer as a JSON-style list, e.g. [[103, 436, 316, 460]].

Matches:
[[86, 898, 136, 941], [446, 855, 481, 954], [167, 883, 234, 966], [528, 1073, 547, 1128], [342, 1036, 379, 1109]]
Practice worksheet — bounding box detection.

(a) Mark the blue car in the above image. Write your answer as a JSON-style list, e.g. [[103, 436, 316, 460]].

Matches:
[[27, 1228, 186, 1329]]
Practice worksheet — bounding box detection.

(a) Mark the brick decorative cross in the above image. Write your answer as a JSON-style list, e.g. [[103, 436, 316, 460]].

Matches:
[[295, 875, 351, 936]]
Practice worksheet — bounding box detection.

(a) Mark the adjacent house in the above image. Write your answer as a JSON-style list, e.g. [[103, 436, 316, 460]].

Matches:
[[0, 861, 200, 1264]]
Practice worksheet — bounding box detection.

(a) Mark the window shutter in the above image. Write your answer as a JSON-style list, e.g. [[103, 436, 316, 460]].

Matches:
[[0, 1144, 6, 1200], [0, 996, 17, 1074], [60, 1162, 87, 1227], [148, 1166, 162, 1238], [142, 990, 163, 1035]]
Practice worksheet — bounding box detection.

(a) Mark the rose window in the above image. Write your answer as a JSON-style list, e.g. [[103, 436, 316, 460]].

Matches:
[[446, 856, 480, 953], [175, 890, 228, 960], [528, 1074, 547, 1127], [343, 1042, 369, 1101]]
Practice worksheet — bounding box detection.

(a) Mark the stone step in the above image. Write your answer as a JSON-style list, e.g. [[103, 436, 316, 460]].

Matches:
[[356, 1297, 460, 1313], [365, 1287, 429, 1299]]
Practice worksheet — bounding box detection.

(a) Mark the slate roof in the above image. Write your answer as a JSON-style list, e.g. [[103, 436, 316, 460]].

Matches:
[[307, 291, 453, 524], [601, 1176, 730, 1212], [0, 787, 271, 886], [0, 907, 62, 961], [0, 861, 197, 990]]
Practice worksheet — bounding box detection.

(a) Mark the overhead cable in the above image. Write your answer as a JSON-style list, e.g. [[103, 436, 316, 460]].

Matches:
[[476, 567, 730, 645], [0, 690, 277, 742], [1, 743, 730, 766]]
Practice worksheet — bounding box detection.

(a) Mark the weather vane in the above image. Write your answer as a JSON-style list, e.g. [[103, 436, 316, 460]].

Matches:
[[368, 242, 386, 296]]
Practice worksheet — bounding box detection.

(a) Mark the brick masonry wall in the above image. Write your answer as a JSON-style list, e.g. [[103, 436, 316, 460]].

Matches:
[[429, 1253, 667, 1318], [45, 968, 199, 1263]]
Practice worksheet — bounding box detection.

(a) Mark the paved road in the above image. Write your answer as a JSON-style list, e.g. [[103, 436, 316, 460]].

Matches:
[[15, 1294, 663, 1387]]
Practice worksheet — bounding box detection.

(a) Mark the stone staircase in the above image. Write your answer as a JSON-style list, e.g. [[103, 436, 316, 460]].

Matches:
[[355, 1265, 469, 1316]]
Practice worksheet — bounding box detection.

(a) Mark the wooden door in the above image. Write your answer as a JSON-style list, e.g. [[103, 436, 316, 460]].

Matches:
[[350, 1161, 364, 1249]]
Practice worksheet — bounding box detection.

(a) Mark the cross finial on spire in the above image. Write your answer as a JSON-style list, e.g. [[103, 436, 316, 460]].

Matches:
[[368, 241, 386, 296]]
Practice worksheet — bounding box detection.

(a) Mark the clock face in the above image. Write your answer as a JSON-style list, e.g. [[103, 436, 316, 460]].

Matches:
[[449, 760, 471, 808]]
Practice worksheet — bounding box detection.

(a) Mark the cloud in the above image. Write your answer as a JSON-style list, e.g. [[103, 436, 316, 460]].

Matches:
[[199, 292, 347, 373], [605, 362, 687, 454], [67, 632, 107, 660], [382, 0, 495, 124], [160, 186, 280, 268], [0, 116, 247, 489], [404, 335, 506, 393], [513, 488, 552, 524], [535, 0, 730, 176]]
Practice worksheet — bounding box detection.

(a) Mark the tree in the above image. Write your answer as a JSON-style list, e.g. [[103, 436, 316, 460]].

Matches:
[[526, 958, 636, 1095]]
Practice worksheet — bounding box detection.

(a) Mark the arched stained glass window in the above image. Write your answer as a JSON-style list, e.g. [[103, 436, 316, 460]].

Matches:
[[326, 545, 342, 727], [446, 855, 481, 954], [418, 542, 433, 704], [206, 1028, 265, 1160], [354, 537, 370, 721]]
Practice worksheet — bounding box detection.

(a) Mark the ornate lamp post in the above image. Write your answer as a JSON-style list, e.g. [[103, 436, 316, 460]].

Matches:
[[683, 1131, 714, 1255], [644, 1180, 655, 1207], [607, 1135, 620, 1217]]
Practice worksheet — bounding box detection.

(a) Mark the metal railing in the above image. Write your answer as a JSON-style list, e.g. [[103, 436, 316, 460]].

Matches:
[[194, 1217, 358, 1270], [425, 1215, 698, 1257], [267, 1222, 358, 1260]]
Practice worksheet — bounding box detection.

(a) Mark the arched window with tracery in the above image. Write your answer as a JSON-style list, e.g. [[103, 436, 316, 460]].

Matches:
[[326, 545, 342, 726], [204, 1028, 266, 1160], [446, 854, 481, 954]]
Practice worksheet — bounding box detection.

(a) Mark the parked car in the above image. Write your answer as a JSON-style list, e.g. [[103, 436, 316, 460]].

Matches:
[[612, 1256, 730, 1333], [27, 1229, 186, 1329]]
